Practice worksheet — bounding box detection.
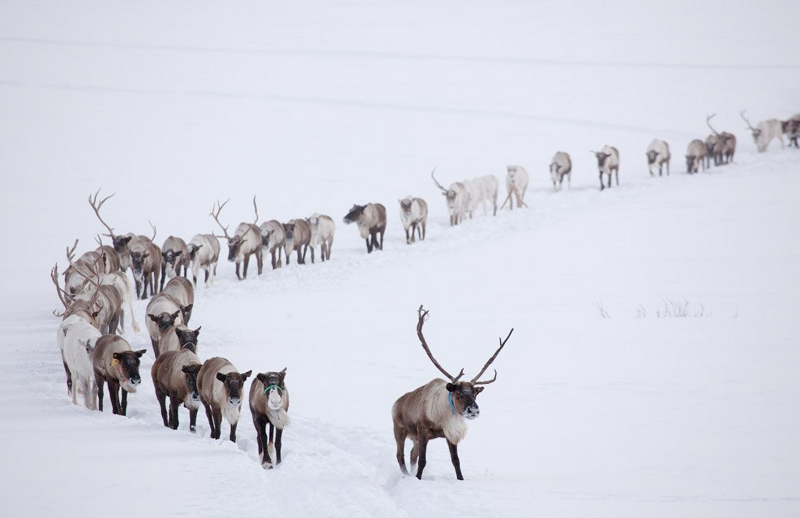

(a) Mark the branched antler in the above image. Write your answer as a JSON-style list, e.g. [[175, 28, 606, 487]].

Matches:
[[65, 239, 79, 264], [706, 114, 721, 137], [88, 189, 117, 238], [416, 305, 465, 382], [210, 199, 231, 239], [740, 110, 756, 131], [470, 328, 513, 385], [430, 167, 447, 193], [50, 263, 70, 309]]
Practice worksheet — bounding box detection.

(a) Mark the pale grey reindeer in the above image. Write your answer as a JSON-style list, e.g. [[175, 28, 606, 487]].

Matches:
[[501, 165, 530, 208], [160, 236, 190, 291], [398, 196, 428, 244], [741, 110, 784, 152], [187, 234, 220, 287], [686, 139, 708, 174], [307, 213, 335, 263], [259, 220, 285, 269], [210, 197, 263, 280], [591, 147, 620, 190], [549, 152, 572, 191], [646, 139, 670, 176], [431, 168, 467, 225]]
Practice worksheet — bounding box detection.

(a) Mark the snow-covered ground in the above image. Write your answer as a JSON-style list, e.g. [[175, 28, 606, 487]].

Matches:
[[1, 1, 799, 517]]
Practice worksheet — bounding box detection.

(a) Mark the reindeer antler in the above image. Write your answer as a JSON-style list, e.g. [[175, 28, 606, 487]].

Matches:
[[470, 328, 513, 385], [50, 263, 70, 309], [148, 220, 157, 241], [740, 110, 756, 131], [416, 305, 465, 382], [210, 199, 232, 239], [88, 189, 117, 238], [430, 167, 447, 194], [706, 114, 721, 137], [253, 196, 259, 224], [65, 239, 79, 264]]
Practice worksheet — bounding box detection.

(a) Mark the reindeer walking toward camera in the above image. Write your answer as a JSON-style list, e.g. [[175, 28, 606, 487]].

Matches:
[[249, 368, 290, 468], [501, 165, 530, 208], [550, 152, 572, 191], [160, 236, 190, 291], [307, 214, 335, 263], [646, 139, 670, 177], [151, 344, 203, 432], [259, 221, 285, 269], [431, 168, 467, 225], [782, 114, 800, 148], [92, 335, 146, 416], [343, 203, 387, 253], [686, 139, 708, 174], [591, 147, 620, 190], [392, 306, 513, 481], [399, 196, 428, 244], [197, 357, 252, 442], [210, 198, 263, 280], [188, 234, 220, 287]]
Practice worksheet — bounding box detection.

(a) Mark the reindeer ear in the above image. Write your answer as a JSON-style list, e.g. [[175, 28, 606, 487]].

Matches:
[[216, 372, 227, 383], [446, 383, 456, 392], [174, 250, 182, 257], [113, 352, 121, 360], [183, 304, 193, 314], [241, 370, 252, 381], [474, 386, 485, 395], [123, 236, 132, 244], [148, 314, 158, 322], [92, 310, 101, 318], [135, 349, 147, 358], [280, 367, 287, 377], [194, 326, 201, 335], [171, 310, 180, 320], [257, 373, 268, 384]]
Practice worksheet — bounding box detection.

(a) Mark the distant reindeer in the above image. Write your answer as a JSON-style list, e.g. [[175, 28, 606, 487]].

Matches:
[[431, 168, 467, 225], [129, 226, 161, 300], [187, 234, 220, 287], [65, 242, 124, 336], [162, 277, 194, 324], [152, 344, 203, 432], [307, 214, 335, 263], [501, 165, 530, 208], [782, 113, 800, 148], [685, 139, 708, 174], [399, 196, 428, 244], [249, 368, 290, 468], [591, 147, 620, 190], [392, 306, 513, 480], [704, 134, 724, 167], [283, 219, 311, 265], [549, 152, 572, 191], [160, 236, 190, 291], [210, 197, 263, 280], [259, 220, 285, 269], [646, 139, 670, 176], [741, 110, 784, 152], [472, 175, 499, 216], [197, 357, 251, 442], [707, 114, 736, 164], [343, 203, 387, 253], [62, 320, 102, 410], [92, 335, 146, 415]]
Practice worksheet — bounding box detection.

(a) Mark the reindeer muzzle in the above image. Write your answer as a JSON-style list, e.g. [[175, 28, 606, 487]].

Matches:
[[228, 397, 241, 406], [464, 404, 480, 420]]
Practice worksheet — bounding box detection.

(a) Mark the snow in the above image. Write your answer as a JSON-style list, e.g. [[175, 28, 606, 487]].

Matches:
[[1, 0, 799, 516]]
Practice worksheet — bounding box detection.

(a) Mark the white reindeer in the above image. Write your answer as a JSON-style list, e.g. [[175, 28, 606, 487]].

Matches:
[[646, 139, 670, 176], [501, 165, 529, 209], [549, 152, 572, 191], [307, 213, 335, 263], [431, 168, 467, 226], [741, 110, 784, 152], [63, 321, 102, 409], [398, 196, 428, 244], [470, 175, 499, 216], [188, 234, 220, 287], [591, 146, 620, 190]]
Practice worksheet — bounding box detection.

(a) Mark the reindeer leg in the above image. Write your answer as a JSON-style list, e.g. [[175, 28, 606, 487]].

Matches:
[[256, 249, 263, 275], [109, 380, 120, 415], [229, 421, 238, 443], [96, 375, 105, 412], [235, 262, 242, 280], [212, 409, 222, 439], [447, 440, 464, 480], [379, 230, 384, 250], [410, 440, 420, 473], [615, 168, 619, 186], [63, 357, 72, 395], [271, 249, 277, 270], [327, 238, 333, 260], [203, 402, 214, 436], [120, 388, 128, 416], [156, 388, 169, 427], [394, 426, 408, 474], [275, 427, 283, 464], [189, 408, 198, 433], [405, 227, 410, 245], [243, 255, 250, 279], [169, 396, 180, 430], [365, 238, 371, 254], [310, 246, 315, 264], [415, 436, 429, 480], [599, 171, 605, 190]]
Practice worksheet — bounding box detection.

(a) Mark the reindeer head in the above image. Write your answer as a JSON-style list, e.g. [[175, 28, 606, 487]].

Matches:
[[592, 151, 611, 170], [112, 235, 133, 254], [549, 162, 563, 185], [112, 349, 146, 392], [175, 326, 200, 350], [399, 197, 414, 214], [148, 310, 181, 331], [685, 155, 699, 174], [415, 306, 512, 421], [343, 204, 365, 225], [226, 236, 245, 262], [257, 368, 287, 411], [282, 223, 296, 246], [187, 243, 202, 261], [260, 229, 273, 249], [307, 215, 320, 236], [181, 363, 202, 407], [646, 150, 659, 165], [130, 249, 150, 279], [162, 249, 183, 278], [506, 165, 519, 181], [215, 370, 252, 407]]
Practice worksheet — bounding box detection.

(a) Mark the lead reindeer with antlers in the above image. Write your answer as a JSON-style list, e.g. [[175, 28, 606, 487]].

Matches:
[[741, 110, 784, 153], [392, 306, 513, 481], [210, 197, 263, 280]]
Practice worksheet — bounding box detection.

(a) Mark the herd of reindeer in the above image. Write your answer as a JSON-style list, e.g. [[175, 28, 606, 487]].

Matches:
[[50, 109, 798, 480]]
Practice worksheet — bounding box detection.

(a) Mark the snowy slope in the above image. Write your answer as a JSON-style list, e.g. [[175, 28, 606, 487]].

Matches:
[[1, 1, 799, 517]]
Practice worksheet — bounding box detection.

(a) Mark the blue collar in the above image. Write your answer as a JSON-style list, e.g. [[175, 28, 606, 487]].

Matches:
[[448, 392, 456, 415]]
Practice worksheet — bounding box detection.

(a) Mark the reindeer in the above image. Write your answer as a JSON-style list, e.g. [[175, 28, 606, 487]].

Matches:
[[501, 165, 530, 208], [151, 344, 203, 432], [307, 213, 335, 263], [93, 270, 140, 334], [283, 219, 311, 265], [399, 196, 428, 244], [188, 234, 220, 287], [91, 335, 145, 415], [62, 319, 102, 410], [393, 306, 513, 480], [210, 197, 263, 280], [686, 139, 708, 174], [146, 293, 184, 356], [65, 242, 123, 335], [549, 152, 572, 191], [460, 179, 476, 220], [782, 113, 800, 148], [707, 114, 736, 164], [88, 189, 139, 272], [62, 243, 103, 299], [160, 236, 190, 291], [591, 147, 620, 190], [259, 220, 285, 269], [162, 276, 194, 324], [197, 357, 251, 442], [129, 228, 161, 300], [705, 134, 724, 167], [431, 168, 467, 225], [472, 175, 499, 216], [343, 203, 387, 253], [157, 324, 201, 356], [742, 110, 784, 152], [646, 139, 670, 177], [249, 368, 290, 468]]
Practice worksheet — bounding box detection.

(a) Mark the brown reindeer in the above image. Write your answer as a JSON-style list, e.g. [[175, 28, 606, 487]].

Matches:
[[249, 369, 290, 468], [160, 236, 190, 291], [151, 344, 202, 432], [197, 357, 251, 442], [157, 324, 201, 356], [392, 306, 513, 480], [707, 114, 736, 164], [146, 292, 184, 356], [64, 242, 124, 336], [343, 203, 387, 253], [92, 335, 146, 415], [210, 197, 263, 280], [282, 219, 311, 265]]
